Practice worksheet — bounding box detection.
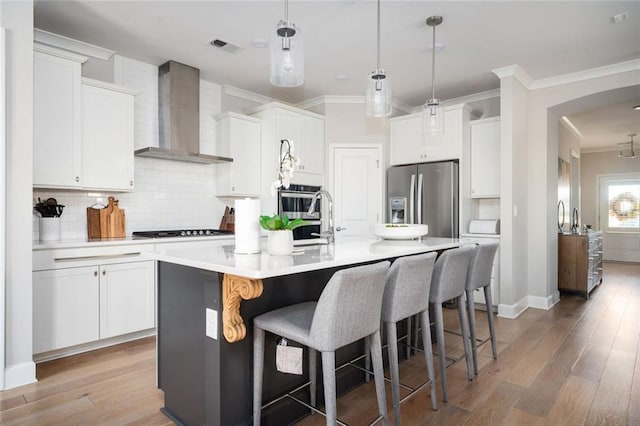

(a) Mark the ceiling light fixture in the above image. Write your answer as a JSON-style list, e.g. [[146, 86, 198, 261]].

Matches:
[[365, 0, 391, 117], [618, 133, 637, 159], [270, 0, 304, 87], [423, 16, 444, 136]]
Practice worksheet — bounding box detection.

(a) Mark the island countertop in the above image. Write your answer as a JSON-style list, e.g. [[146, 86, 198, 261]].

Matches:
[[149, 235, 466, 279]]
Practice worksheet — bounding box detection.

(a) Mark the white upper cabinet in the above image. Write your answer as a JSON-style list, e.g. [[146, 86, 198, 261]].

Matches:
[[389, 104, 471, 166], [34, 46, 136, 192], [215, 112, 262, 197], [33, 46, 86, 188], [81, 79, 136, 191], [470, 117, 501, 198], [251, 103, 325, 216]]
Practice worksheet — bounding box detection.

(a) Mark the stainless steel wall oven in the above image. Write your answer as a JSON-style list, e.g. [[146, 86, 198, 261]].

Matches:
[[278, 184, 321, 240]]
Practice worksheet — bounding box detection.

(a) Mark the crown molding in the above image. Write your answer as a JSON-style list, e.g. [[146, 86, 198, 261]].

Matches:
[[81, 77, 138, 95], [491, 64, 533, 88], [34, 43, 88, 63], [530, 58, 640, 90], [442, 89, 500, 107], [581, 146, 622, 154], [222, 85, 277, 106], [296, 95, 414, 114], [34, 29, 114, 60], [560, 116, 584, 142]]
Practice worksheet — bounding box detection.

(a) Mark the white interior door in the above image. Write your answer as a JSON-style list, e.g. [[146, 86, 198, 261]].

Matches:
[[331, 145, 383, 238]]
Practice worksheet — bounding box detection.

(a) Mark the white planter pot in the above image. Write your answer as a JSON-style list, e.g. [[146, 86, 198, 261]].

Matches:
[[267, 230, 293, 256]]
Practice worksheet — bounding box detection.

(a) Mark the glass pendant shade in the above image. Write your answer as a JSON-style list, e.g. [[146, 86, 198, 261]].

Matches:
[[423, 99, 444, 136], [270, 20, 304, 87], [365, 70, 392, 117]]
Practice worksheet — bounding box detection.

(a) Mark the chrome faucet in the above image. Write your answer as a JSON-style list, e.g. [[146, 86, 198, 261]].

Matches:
[[307, 189, 335, 243]]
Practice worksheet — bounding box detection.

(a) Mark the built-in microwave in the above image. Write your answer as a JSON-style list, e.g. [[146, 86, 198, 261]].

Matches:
[[278, 184, 321, 240]]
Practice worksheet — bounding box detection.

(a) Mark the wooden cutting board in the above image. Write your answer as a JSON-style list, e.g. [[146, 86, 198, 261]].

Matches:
[[87, 196, 125, 239]]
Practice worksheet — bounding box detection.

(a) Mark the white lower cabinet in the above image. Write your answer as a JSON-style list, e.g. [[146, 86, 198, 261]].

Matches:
[[33, 266, 100, 354], [33, 248, 155, 356], [99, 262, 155, 339]]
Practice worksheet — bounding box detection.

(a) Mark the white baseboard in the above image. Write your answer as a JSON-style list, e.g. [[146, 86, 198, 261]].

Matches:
[[4, 361, 37, 390], [528, 293, 559, 310], [497, 295, 528, 319]]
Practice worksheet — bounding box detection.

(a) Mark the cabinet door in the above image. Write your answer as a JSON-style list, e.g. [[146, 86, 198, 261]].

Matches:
[[33, 266, 100, 353], [470, 118, 500, 198], [390, 114, 424, 165], [82, 84, 135, 191], [216, 115, 261, 196], [423, 108, 462, 161], [34, 51, 82, 188], [99, 261, 155, 339], [298, 116, 325, 175]]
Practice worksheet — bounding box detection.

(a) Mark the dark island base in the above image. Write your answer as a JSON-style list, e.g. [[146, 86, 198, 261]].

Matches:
[[158, 260, 426, 426]]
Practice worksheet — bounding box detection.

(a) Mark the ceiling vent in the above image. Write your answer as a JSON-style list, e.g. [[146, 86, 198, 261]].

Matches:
[[209, 38, 244, 53]]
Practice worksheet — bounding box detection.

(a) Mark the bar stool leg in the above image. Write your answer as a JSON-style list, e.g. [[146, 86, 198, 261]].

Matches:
[[386, 322, 402, 425], [309, 348, 317, 410], [406, 316, 412, 359], [321, 351, 338, 425], [370, 330, 389, 426], [364, 336, 371, 383], [457, 295, 473, 381], [253, 327, 265, 426], [432, 302, 448, 402], [419, 310, 438, 411], [465, 289, 479, 375], [484, 285, 498, 359]]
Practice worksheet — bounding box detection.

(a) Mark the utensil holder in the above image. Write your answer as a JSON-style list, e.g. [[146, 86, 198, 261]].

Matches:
[[39, 217, 61, 242]]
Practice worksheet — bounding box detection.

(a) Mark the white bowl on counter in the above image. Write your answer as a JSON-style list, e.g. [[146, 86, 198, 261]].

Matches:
[[373, 224, 429, 240]]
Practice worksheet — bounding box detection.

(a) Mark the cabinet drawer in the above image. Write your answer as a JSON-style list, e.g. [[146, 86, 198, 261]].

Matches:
[[33, 244, 153, 271]]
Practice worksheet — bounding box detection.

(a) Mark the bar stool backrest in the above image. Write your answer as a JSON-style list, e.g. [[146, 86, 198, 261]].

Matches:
[[309, 261, 390, 352], [429, 246, 475, 303], [382, 252, 437, 323], [466, 242, 499, 292]]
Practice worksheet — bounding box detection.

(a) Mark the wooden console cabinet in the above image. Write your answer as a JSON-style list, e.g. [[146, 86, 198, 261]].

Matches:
[[558, 231, 603, 299]]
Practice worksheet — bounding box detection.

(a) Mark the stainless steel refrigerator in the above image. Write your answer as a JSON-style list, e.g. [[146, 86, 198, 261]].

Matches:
[[387, 161, 459, 238]]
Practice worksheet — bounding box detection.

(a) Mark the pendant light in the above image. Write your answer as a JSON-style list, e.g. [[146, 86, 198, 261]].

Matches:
[[423, 16, 444, 136], [270, 0, 304, 87], [365, 0, 392, 117]]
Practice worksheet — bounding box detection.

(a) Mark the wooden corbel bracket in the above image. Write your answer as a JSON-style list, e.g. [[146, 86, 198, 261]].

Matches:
[[222, 274, 264, 343]]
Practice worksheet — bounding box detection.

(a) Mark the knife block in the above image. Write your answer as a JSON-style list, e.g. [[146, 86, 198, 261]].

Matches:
[[219, 206, 235, 233], [87, 196, 126, 239]]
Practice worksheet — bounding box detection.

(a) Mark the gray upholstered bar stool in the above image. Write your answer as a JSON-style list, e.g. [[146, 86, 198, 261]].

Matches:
[[429, 245, 475, 402], [253, 261, 390, 426], [381, 252, 439, 424], [465, 242, 499, 375]]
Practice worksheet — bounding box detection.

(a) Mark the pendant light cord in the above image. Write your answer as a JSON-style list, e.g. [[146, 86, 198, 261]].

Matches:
[[376, 0, 381, 69], [284, 0, 289, 21], [431, 23, 436, 100]]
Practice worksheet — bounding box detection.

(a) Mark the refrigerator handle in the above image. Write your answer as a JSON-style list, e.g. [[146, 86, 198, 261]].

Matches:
[[409, 174, 416, 224], [417, 173, 424, 224]]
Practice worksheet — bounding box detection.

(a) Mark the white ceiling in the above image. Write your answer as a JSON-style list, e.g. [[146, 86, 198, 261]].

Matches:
[[34, 1, 640, 148]]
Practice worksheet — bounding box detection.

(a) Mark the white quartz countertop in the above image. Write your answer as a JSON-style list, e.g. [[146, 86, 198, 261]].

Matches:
[[149, 236, 468, 279], [32, 235, 235, 250]]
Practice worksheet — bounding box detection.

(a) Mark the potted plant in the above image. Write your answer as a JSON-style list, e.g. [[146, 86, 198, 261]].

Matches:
[[259, 214, 309, 255]]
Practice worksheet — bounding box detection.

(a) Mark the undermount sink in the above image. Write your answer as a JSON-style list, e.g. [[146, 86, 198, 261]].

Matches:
[[373, 224, 429, 240]]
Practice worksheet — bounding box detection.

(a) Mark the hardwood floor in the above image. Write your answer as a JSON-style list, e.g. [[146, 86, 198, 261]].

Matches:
[[1, 261, 638, 425]]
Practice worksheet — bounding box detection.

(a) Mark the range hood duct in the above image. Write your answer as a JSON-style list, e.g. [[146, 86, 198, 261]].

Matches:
[[134, 60, 232, 164]]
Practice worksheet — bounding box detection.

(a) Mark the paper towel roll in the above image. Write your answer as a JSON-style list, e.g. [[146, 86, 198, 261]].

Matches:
[[234, 198, 261, 254]]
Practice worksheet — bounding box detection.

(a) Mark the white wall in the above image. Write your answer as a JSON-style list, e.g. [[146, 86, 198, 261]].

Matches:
[[2, 0, 36, 389]]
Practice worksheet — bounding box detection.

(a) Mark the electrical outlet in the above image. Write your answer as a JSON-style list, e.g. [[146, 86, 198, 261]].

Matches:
[[206, 308, 218, 340]]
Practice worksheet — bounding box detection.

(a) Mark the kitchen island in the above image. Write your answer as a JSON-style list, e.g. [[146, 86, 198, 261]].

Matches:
[[150, 236, 467, 425]]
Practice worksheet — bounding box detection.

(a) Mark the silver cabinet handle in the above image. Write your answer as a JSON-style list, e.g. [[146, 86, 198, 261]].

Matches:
[[75, 176, 80, 182], [94, 271, 98, 277], [336, 226, 347, 232], [129, 180, 134, 186], [102, 270, 106, 276]]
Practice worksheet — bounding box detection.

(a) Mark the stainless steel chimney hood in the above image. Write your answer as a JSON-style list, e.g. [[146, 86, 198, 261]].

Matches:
[[134, 60, 232, 164]]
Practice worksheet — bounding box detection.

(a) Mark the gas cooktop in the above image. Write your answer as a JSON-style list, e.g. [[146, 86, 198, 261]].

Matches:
[[132, 229, 233, 238]]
